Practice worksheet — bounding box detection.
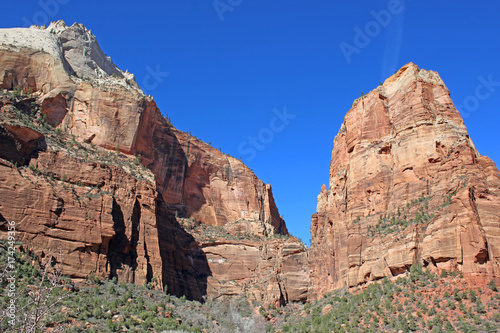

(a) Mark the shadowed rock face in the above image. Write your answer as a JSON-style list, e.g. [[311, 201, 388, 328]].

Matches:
[[309, 63, 500, 299], [0, 150, 163, 287], [179, 217, 309, 305], [0, 21, 299, 303]]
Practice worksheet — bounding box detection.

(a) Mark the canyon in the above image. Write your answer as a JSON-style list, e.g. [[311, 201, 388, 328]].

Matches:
[[0, 21, 499, 306]]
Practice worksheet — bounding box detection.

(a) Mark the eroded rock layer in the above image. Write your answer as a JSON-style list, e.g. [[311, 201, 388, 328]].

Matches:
[[178, 218, 309, 305], [0, 150, 162, 287], [309, 63, 500, 299], [0, 21, 299, 303]]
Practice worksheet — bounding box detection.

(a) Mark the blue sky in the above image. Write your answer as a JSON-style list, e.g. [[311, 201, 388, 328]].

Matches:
[[2, 1, 499, 244]]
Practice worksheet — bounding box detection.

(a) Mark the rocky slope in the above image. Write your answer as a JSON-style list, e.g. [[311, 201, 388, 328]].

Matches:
[[0, 21, 304, 304], [310, 63, 500, 298]]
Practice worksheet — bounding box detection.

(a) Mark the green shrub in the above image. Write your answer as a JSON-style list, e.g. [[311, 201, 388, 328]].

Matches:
[[488, 280, 498, 292], [92, 307, 104, 319], [469, 289, 477, 302]]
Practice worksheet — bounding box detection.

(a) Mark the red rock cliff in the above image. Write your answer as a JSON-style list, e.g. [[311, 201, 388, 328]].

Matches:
[[310, 63, 500, 298], [0, 21, 300, 303], [0, 21, 286, 234]]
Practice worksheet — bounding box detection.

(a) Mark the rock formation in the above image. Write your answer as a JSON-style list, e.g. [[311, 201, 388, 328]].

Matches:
[[180, 218, 308, 305], [2, 21, 498, 306], [0, 148, 163, 287], [0, 21, 304, 304], [309, 63, 500, 299]]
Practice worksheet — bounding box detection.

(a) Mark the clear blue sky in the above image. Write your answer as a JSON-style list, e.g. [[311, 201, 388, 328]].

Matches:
[[2, 1, 499, 244]]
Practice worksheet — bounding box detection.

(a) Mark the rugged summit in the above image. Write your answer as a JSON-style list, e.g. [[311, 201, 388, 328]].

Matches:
[[309, 63, 500, 298], [0, 21, 306, 304]]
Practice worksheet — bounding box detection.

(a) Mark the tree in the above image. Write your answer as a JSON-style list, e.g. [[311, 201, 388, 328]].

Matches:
[[0, 246, 70, 332]]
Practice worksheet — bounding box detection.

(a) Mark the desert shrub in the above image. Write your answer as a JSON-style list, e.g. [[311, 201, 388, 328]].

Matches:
[[469, 289, 477, 302], [488, 280, 498, 292]]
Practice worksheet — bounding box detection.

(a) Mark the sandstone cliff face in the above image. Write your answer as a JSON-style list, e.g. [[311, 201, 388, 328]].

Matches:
[[202, 238, 308, 305], [133, 115, 287, 232], [0, 149, 162, 286], [0, 21, 286, 233], [0, 21, 299, 303], [177, 218, 308, 305], [310, 63, 500, 298]]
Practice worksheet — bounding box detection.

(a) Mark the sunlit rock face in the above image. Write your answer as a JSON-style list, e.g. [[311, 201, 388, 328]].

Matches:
[[0, 21, 301, 304], [309, 63, 500, 299]]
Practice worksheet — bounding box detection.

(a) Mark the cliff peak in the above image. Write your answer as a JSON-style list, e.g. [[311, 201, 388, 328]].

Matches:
[[310, 62, 500, 298], [0, 20, 141, 93], [0, 22, 302, 304]]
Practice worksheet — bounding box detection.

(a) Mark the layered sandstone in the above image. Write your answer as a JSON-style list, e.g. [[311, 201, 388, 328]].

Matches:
[[178, 218, 309, 305], [0, 21, 297, 303], [202, 237, 308, 306], [0, 149, 162, 287], [0, 20, 286, 233], [310, 63, 500, 298], [134, 120, 288, 232]]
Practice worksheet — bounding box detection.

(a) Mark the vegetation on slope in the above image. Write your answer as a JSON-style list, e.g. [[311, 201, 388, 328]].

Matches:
[[353, 185, 467, 239], [0, 242, 268, 332], [270, 265, 500, 333], [1, 241, 499, 332]]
